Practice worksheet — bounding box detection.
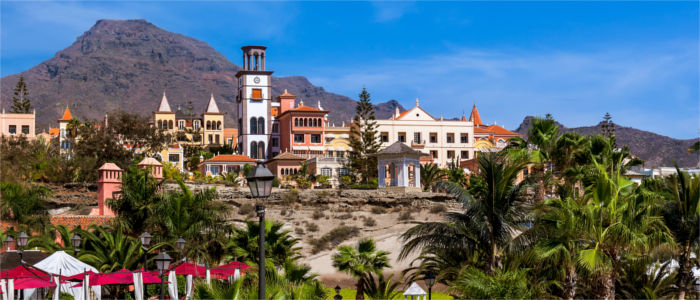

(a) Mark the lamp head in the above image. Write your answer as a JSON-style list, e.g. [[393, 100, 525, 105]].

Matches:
[[154, 252, 172, 271], [17, 232, 29, 248], [246, 163, 274, 198], [140, 232, 152, 247], [70, 234, 82, 248], [175, 237, 186, 251]]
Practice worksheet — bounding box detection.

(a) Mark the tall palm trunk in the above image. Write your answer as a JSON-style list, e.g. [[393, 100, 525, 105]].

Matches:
[[563, 264, 577, 300], [677, 243, 692, 300], [356, 278, 365, 300], [600, 272, 615, 300]]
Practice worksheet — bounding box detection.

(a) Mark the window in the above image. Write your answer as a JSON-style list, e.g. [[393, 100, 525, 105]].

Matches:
[[210, 166, 220, 176], [257, 141, 265, 159], [497, 139, 507, 148], [447, 150, 455, 159], [271, 138, 279, 147], [380, 132, 389, 143], [215, 134, 220, 144], [398, 132, 406, 143], [311, 134, 321, 143], [193, 134, 201, 142], [8, 125, 16, 134], [217, 121, 222, 130], [321, 168, 332, 177], [461, 151, 469, 159], [257, 117, 265, 134], [336, 151, 345, 158], [193, 121, 200, 131], [339, 168, 349, 176], [227, 138, 233, 145], [250, 118, 258, 134], [413, 132, 421, 144], [252, 88, 262, 99], [21, 125, 29, 134], [208, 134, 213, 144], [251, 142, 258, 159], [446, 133, 455, 143], [169, 120, 173, 129], [294, 118, 299, 126], [272, 123, 279, 133], [294, 134, 304, 143], [430, 150, 438, 159], [430, 133, 437, 143], [460, 133, 468, 143], [179, 120, 185, 130], [169, 154, 180, 162]]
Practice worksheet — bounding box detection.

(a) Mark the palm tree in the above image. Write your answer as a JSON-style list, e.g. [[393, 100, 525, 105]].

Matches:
[[78, 224, 164, 273], [449, 266, 547, 299], [227, 220, 300, 268], [658, 167, 700, 300], [527, 197, 587, 299], [107, 165, 163, 234], [362, 273, 401, 300], [401, 151, 530, 275], [420, 163, 445, 191], [332, 238, 390, 300], [527, 115, 560, 201], [27, 224, 81, 255], [576, 160, 672, 300], [0, 182, 50, 231]]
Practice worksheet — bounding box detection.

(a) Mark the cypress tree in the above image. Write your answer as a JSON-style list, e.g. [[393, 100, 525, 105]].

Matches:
[[348, 88, 381, 184], [10, 76, 32, 113]]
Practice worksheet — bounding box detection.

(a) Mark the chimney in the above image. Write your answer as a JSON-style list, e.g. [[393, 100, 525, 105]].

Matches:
[[96, 163, 122, 216], [137, 157, 163, 180]]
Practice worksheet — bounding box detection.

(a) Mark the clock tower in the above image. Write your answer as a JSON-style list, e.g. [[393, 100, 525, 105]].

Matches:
[[236, 46, 278, 160]]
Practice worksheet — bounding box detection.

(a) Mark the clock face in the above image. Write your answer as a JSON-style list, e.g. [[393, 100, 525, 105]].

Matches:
[[253, 77, 260, 84]]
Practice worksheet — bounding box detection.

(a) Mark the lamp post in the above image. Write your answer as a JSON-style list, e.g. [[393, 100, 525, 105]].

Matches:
[[175, 237, 186, 262], [140, 232, 152, 271], [155, 252, 171, 300], [3, 235, 13, 250], [334, 285, 342, 300], [246, 163, 274, 300], [71, 234, 82, 255], [424, 273, 435, 300], [17, 232, 29, 263]]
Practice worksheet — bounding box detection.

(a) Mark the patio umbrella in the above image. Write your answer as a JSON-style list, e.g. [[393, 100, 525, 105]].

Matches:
[[172, 262, 207, 278], [63, 270, 99, 282], [209, 261, 250, 276], [12, 277, 55, 290], [0, 265, 49, 279], [71, 269, 166, 287]]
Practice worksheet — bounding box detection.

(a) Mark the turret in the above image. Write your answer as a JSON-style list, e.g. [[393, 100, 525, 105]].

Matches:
[[96, 163, 122, 216]]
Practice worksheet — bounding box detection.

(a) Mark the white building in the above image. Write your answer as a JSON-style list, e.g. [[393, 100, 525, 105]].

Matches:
[[375, 99, 475, 167]]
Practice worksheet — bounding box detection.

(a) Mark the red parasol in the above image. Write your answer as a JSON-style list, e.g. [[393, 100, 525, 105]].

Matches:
[[172, 262, 207, 278], [0, 265, 49, 279], [12, 277, 56, 290], [209, 261, 251, 275], [71, 269, 166, 287], [63, 270, 100, 282]]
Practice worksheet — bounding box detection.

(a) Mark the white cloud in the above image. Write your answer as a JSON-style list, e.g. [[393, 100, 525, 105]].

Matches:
[[309, 42, 698, 139], [371, 1, 416, 22]]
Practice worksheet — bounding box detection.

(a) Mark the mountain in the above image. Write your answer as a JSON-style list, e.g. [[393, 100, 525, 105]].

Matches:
[[514, 116, 700, 168], [0, 19, 404, 130]]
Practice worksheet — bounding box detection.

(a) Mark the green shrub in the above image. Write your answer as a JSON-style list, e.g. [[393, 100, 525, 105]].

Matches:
[[429, 203, 447, 214], [312, 209, 325, 220], [363, 217, 377, 227], [282, 188, 300, 204], [309, 225, 360, 254], [296, 177, 312, 190], [238, 203, 255, 215], [272, 177, 281, 187]]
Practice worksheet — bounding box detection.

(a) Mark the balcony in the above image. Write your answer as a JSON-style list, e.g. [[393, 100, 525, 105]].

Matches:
[[411, 139, 426, 148]]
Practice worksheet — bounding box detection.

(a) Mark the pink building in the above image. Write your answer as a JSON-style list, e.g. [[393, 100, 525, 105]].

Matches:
[[92, 163, 122, 216], [264, 152, 305, 179], [0, 109, 35, 139]]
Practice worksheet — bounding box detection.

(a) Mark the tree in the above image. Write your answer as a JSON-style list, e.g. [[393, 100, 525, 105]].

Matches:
[[227, 220, 300, 268], [401, 152, 530, 275], [348, 88, 381, 184], [420, 163, 445, 191], [450, 266, 547, 299], [332, 238, 390, 300], [27, 224, 81, 255], [108, 110, 171, 155], [10, 76, 32, 113], [527, 114, 560, 201], [362, 273, 401, 300], [0, 182, 50, 231], [601, 112, 615, 139], [107, 165, 163, 234], [657, 167, 699, 300]]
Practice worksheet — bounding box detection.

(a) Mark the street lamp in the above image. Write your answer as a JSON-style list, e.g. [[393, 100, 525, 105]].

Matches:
[[140, 232, 152, 270], [155, 252, 171, 300], [3, 235, 13, 249], [175, 237, 186, 261], [334, 285, 342, 300], [17, 232, 29, 263], [71, 234, 82, 255], [246, 163, 274, 300], [424, 273, 436, 300]]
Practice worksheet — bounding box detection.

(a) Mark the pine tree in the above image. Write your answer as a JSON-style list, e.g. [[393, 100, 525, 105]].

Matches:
[[348, 88, 381, 184], [10, 76, 32, 113], [601, 112, 616, 148]]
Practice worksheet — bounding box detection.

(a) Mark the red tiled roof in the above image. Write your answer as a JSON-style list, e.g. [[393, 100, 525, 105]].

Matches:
[[205, 154, 256, 163], [268, 152, 304, 161], [484, 124, 519, 136], [50, 215, 114, 229], [395, 109, 412, 120], [279, 89, 295, 97], [49, 128, 60, 137], [58, 108, 73, 121]]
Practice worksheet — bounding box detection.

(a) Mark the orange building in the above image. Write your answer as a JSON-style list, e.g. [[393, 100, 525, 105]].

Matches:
[[277, 95, 329, 158], [469, 104, 521, 151]]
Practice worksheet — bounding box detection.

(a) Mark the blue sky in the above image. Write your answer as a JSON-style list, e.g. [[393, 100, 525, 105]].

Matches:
[[1, 1, 698, 139]]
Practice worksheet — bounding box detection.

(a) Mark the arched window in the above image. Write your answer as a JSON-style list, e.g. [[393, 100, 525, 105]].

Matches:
[[303, 118, 308, 127], [257, 117, 265, 134], [250, 142, 258, 159], [168, 120, 173, 129], [294, 118, 298, 126], [318, 118, 322, 127], [206, 121, 211, 130], [217, 121, 222, 130], [257, 141, 265, 159], [250, 118, 257, 134], [194, 121, 200, 131], [157, 120, 162, 129]]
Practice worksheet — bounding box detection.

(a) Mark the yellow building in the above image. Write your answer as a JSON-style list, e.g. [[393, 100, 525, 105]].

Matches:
[[152, 92, 225, 147]]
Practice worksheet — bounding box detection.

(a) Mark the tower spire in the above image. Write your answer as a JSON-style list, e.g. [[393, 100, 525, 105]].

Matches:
[[158, 91, 172, 112], [469, 103, 483, 126], [205, 93, 220, 113]]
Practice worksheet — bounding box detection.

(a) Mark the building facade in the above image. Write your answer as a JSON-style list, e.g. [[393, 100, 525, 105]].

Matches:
[[469, 104, 521, 151], [0, 108, 35, 139], [236, 45, 276, 160], [375, 99, 475, 167], [277, 97, 329, 158], [152, 92, 225, 146]]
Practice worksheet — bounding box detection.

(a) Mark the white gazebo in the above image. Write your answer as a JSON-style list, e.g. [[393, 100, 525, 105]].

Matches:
[[28, 251, 101, 300], [373, 142, 427, 191], [403, 282, 427, 300]]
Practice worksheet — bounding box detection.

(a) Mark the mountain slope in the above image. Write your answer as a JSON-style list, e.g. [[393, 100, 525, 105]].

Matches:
[[0, 19, 403, 129], [514, 116, 699, 168]]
